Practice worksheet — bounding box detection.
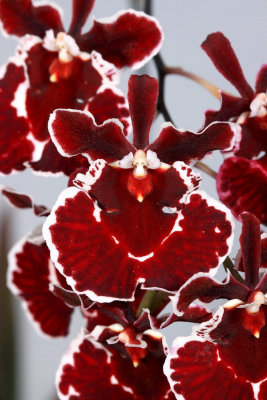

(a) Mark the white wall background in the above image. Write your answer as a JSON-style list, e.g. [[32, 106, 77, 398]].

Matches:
[[0, 0, 266, 399]]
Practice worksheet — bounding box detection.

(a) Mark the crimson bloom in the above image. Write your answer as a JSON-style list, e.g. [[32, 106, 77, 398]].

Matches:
[[202, 32, 267, 223], [42, 74, 236, 302], [0, 0, 163, 175], [165, 212, 267, 400]]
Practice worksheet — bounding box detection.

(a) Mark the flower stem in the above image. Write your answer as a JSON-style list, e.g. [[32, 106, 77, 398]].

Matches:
[[136, 290, 170, 318], [223, 257, 245, 284], [194, 161, 217, 179], [165, 66, 221, 99]]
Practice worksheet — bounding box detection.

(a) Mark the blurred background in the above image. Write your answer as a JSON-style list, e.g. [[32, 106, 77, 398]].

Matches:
[[0, 0, 266, 399]]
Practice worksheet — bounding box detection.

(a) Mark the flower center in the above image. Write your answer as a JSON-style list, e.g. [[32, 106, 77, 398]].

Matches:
[[43, 30, 90, 82]]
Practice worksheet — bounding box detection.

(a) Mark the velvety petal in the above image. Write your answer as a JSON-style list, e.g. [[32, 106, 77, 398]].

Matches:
[[57, 331, 174, 400], [8, 237, 73, 337], [69, 0, 95, 36], [165, 336, 257, 400], [0, 60, 35, 174], [43, 181, 233, 301], [0, 0, 64, 38], [77, 10, 163, 69], [30, 141, 88, 176], [87, 86, 131, 136], [148, 122, 236, 164], [240, 213, 261, 288], [206, 308, 267, 382], [255, 64, 267, 93], [143, 191, 233, 292], [201, 32, 253, 98], [217, 156, 267, 224], [173, 272, 249, 317], [1, 186, 49, 216], [128, 74, 158, 149], [49, 109, 135, 163], [236, 114, 267, 159], [204, 92, 249, 127], [25, 44, 109, 142]]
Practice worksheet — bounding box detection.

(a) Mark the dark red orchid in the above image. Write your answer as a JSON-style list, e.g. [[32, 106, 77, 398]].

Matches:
[[0, 0, 163, 175], [202, 32, 267, 223], [42, 74, 235, 302], [165, 212, 267, 400]]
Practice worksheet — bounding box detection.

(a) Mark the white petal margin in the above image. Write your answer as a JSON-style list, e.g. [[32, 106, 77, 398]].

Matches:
[[42, 186, 145, 303], [91, 9, 164, 70], [48, 108, 125, 163], [171, 271, 231, 318], [7, 231, 55, 339], [90, 50, 119, 85]]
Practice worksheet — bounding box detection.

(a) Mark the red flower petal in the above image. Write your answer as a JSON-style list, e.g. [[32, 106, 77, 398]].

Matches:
[[173, 272, 249, 317], [30, 141, 88, 176], [204, 92, 249, 127], [217, 156, 267, 224], [148, 121, 236, 164], [57, 331, 174, 400], [128, 75, 158, 149], [1, 186, 49, 216], [0, 60, 35, 174], [201, 32, 254, 98], [49, 109, 135, 163], [68, 0, 95, 36], [259, 380, 267, 400], [240, 213, 261, 289], [87, 86, 131, 136], [25, 44, 107, 142], [165, 336, 257, 400], [43, 175, 233, 301], [77, 10, 163, 69], [255, 64, 267, 93], [236, 114, 267, 159], [8, 237, 73, 337], [0, 0, 64, 38]]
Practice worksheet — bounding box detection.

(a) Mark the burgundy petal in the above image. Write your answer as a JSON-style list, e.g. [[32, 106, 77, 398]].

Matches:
[[259, 380, 267, 400], [49, 109, 135, 163], [204, 92, 249, 127], [206, 308, 267, 382], [77, 10, 163, 69], [240, 213, 261, 289], [1, 186, 49, 216], [235, 114, 267, 159], [217, 156, 267, 224], [30, 141, 88, 176], [0, 0, 64, 38], [43, 182, 233, 301], [143, 192, 233, 292], [165, 336, 258, 400], [87, 86, 131, 136], [201, 32, 254, 98], [8, 237, 73, 337], [255, 64, 267, 93], [68, 0, 95, 36], [57, 331, 174, 400], [173, 273, 249, 317], [148, 122, 236, 164], [0, 61, 35, 174], [128, 75, 158, 149]]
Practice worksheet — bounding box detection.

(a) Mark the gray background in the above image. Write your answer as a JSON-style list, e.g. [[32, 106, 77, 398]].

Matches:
[[0, 0, 266, 399]]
